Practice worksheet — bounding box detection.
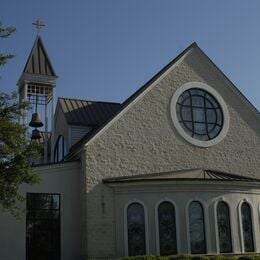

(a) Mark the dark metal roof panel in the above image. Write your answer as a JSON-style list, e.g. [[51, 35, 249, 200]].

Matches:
[[58, 97, 121, 127], [103, 169, 260, 184], [23, 36, 57, 77]]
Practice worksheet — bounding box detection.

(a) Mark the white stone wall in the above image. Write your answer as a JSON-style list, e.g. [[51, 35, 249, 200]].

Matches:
[[82, 47, 260, 257], [111, 181, 260, 256]]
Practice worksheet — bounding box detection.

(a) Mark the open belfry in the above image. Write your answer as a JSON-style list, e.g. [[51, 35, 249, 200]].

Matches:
[[17, 20, 57, 163]]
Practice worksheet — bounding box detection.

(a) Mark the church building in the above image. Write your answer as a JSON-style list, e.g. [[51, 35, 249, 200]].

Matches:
[[0, 34, 259, 260]]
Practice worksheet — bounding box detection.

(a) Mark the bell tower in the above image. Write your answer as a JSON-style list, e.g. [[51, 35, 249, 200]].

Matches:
[[17, 21, 58, 163]]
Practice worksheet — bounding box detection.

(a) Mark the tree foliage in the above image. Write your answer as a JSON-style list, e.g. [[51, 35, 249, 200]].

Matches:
[[0, 22, 40, 216], [0, 21, 16, 67]]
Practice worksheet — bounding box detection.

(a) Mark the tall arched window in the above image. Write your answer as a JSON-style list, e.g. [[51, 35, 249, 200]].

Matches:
[[188, 201, 206, 254], [54, 135, 66, 162], [217, 201, 232, 253], [158, 201, 177, 256], [127, 203, 146, 256], [241, 202, 254, 252]]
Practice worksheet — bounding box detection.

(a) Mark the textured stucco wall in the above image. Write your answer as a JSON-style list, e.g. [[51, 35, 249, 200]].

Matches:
[[82, 47, 260, 257]]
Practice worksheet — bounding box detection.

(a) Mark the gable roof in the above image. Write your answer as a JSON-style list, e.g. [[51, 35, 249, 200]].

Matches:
[[65, 42, 260, 160], [57, 97, 121, 127], [103, 168, 260, 184], [23, 36, 57, 77], [65, 42, 196, 160]]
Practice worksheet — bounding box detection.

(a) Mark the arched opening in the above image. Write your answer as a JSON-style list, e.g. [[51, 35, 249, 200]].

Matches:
[[127, 202, 146, 256], [217, 201, 232, 253], [158, 201, 177, 256], [241, 202, 254, 252], [54, 135, 66, 162], [188, 201, 206, 254]]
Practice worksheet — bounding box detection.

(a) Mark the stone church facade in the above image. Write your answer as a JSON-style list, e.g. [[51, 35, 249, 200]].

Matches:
[[0, 37, 259, 260]]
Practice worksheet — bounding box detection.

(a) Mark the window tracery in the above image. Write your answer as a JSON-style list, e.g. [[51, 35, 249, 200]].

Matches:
[[158, 202, 177, 255], [217, 201, 232, 253], [241, 202, 254, 252], [188, 201, 206, 254], [127, 203, 146, 256]]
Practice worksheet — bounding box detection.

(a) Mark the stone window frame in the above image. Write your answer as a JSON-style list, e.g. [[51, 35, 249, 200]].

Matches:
[[213, 198, 234, 254], [185, 198, 209, 254], [154, 198, 180, 255], [170, 82, 230, 147], [124, 199, 149, 256], [237, 199, 257, 253]]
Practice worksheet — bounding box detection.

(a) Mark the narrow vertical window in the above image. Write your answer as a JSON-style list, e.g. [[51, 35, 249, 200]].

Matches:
[[158, 202, 177, 256], [127, 203, 146, 256], [217, 202, 232, 253], [26, 193, 60, 260], [241, 202, 254, 252], [54, 135, 66, 162], [188, 201, 206, 254]]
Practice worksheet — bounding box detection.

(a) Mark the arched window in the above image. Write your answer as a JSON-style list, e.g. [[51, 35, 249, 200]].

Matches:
[[217, 201, 232, 253], [54, 135, 66, 162], [158, 201, 177, 256], [127, 203, 146, 256], [241, 202, 254, 252], [188, 201, 206, 254]]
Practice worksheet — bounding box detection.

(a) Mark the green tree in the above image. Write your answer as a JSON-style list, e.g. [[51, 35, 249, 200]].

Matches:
[[0, 22, 40, 216], [0, 21, 16, 67]]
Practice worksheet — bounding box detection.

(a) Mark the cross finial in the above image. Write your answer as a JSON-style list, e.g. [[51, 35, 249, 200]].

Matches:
[[32, 19, 45, 35]]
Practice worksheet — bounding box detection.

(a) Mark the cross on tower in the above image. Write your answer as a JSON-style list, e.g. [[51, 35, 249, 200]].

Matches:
[[32, 19, 45, 35]]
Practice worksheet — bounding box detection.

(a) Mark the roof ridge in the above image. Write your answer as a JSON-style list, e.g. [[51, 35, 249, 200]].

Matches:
[[205, 169, 259, 181], [58, 96, 121, 105]]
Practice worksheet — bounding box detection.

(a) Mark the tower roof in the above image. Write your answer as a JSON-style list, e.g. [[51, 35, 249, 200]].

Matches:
[[23, 35, 57, 77]]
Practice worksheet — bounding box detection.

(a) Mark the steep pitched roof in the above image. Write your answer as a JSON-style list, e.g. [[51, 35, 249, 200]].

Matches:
[[65, 42, 260, 160], [58, 97, 121, 126], [23, 36, 57, 77], [103, 169, 260, 184]]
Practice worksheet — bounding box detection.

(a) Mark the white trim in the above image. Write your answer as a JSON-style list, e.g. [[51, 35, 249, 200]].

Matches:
[[213, 198, 234, 253], [237, 199, 257, 253], [123, 199, 149, 256], [84, 48, 193, 148], [170, 82, 230, 147], [259, 204, 260, 226], [186, 198, 208, 254], [155, 198, 180, 255]]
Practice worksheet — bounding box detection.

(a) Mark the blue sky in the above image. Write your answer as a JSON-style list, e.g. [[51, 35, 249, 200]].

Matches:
[[1, 0, 260, 110]]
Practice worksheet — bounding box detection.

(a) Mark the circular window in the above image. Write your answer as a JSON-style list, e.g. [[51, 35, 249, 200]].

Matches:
[[171, 82, 229, 147]]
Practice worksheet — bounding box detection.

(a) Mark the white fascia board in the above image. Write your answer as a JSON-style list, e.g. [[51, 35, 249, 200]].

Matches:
[[106, 180, 260, 193]]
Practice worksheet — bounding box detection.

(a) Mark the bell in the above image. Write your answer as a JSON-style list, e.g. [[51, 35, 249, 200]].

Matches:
[[29, 112, 44, 128], [31, 128, 41, 140]]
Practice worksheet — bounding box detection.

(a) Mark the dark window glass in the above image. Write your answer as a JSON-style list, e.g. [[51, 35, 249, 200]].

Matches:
[[158, 202, 177, 256], [127, 203, 146, 256], [217, 202, 232, 253], [26, 193, 60, 260], [176, 88, 223, 141], [54, 135, 66, 163], [189, 201, 206, 254], [241, 202, 255, 252]]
